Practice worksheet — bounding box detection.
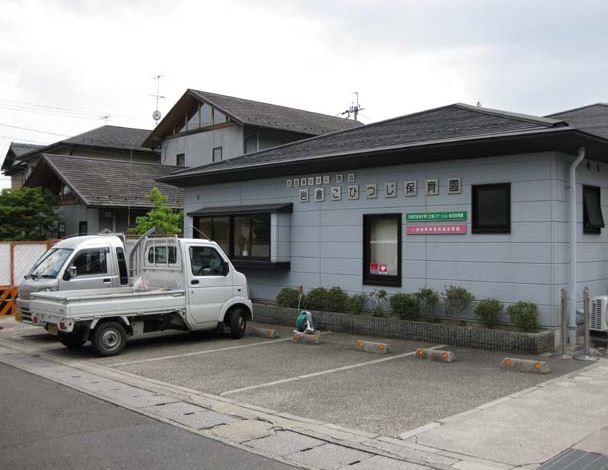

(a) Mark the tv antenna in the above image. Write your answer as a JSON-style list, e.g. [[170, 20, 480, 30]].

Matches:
[[101, 114, 110, 124], [150, 74, 166, 124], [340, 92, 364, 121]]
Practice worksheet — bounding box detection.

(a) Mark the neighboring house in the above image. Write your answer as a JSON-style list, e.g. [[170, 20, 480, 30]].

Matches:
[[1, 125, 160, 189], [27, 154, 182, 236], [1, 143, 44, 189], [142, 89, 362, 168], [160, 102, 608, 329]]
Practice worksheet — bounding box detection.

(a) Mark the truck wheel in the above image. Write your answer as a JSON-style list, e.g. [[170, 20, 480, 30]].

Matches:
[[59, 334, 86, 349], [229, 309, 246, 339], [91, 321, 127, 356]]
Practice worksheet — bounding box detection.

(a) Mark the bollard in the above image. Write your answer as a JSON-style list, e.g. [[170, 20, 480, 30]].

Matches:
[[501, 357, 550, 374], [560, 288, 568, 356], [354, 340, 390, 354], [415, 348, 456, 362], [583, 287, 591, 356]]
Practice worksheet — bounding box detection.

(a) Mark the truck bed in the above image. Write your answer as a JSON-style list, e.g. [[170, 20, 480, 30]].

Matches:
[[30, 287, 186, 321]]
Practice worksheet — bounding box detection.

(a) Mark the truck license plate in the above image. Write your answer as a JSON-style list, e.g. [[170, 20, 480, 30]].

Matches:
[[48, 324, 58, 336]]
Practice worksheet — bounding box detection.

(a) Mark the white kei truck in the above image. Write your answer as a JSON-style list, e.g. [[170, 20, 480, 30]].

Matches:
[[25, 237, 253, 356]]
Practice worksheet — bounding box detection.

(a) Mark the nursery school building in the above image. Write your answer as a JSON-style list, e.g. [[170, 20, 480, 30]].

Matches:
[[160, 103, 608, 330]]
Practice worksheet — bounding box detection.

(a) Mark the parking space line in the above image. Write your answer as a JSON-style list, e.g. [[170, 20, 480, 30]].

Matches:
[[109, 337, 294, 367], [220, 344, 448, 396]]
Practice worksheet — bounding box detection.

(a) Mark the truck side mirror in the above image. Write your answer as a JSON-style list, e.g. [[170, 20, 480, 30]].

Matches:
[[64, 266, 77, 281]]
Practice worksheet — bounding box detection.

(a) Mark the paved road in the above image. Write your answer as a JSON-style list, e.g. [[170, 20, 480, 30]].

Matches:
[[0, 363, 294, 470]]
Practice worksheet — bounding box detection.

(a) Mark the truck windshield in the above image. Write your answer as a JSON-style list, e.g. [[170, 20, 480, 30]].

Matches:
[[28, 248, 73, 279]]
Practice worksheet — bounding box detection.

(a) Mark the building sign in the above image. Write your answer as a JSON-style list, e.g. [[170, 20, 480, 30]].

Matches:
[[406, 211, 467, 222], [406, 224, 467, 235]]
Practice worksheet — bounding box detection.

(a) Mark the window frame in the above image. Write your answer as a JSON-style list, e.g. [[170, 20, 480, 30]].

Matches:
[[212, 146, 223, 162], [362, 213, 402, 287], [583, 185, 605, 234], [472, 183, 511, 234], [78, 221, 88, 236], [176, 153, 185, 168], [70, 248, 109, 277], [194, 213, 271, 262]]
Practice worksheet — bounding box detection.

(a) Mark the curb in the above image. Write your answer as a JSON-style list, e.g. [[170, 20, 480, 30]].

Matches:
[[354, 340, 390, 354], [501, 357, 550, 374]]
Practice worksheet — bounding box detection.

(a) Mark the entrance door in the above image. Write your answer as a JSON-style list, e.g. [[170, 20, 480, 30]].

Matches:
[[186, 244, 233, 325]]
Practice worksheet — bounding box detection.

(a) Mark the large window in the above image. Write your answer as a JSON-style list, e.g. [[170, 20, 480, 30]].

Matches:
[[189, 246, 227, 276], [583, 185, 605, 234], [472, 183, 511, 234], [72, 249, 108, 276], [194, 214, 270, 260], [363, 214, 401, 287]]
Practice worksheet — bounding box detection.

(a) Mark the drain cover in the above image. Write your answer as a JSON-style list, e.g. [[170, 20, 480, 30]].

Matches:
[[539, 449, 608, 470]]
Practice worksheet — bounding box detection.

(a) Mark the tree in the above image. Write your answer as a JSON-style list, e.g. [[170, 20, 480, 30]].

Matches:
[[0, 187, 59, 240], [134, 187, 182, 236]]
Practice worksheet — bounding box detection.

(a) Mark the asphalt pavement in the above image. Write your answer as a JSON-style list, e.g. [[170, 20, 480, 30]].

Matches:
[[0, 363, 295, 470]]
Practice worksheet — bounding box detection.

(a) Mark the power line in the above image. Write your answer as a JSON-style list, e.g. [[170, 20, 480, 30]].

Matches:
[[0, 122, 68, 137], [0, 134, 51, 144]]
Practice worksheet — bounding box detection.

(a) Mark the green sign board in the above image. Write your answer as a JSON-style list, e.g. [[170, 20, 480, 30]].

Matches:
[[406, 211, 467, 222]]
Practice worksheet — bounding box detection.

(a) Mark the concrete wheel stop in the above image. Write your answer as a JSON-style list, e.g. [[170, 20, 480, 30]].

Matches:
[[354, 340, 390, 354], [250, 327, 279, 338], [416, 348, 456, 362], [501, 357, 551, 373], [292, 331, 321, 344]]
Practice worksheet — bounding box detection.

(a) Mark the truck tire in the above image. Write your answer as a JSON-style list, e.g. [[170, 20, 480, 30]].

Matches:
[[91, 321, 127, 356], [59, 334, 86, 349], [229, 308, 246, 339]]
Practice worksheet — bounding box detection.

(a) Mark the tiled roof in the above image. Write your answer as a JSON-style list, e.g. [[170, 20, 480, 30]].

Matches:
[[546, 103, 608, 139], [189, 90, 364, 135], [2, 142, 45, 171], [29, 154, 183, 209], [162, 103, 566, 183]]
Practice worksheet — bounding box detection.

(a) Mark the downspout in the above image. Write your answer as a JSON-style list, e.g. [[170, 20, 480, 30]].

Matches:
[[568, 147, 585, 346]]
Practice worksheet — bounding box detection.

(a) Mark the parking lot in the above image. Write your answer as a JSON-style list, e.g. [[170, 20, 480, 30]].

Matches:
[[1, 319, 586, 436]]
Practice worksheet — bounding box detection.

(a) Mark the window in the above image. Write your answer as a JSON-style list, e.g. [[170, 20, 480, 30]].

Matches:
[[176, 153, 185, 168], [472, 183, 511, 234], [213, 109, 227, 124], [189, 246, 226, 276], [187, 105, 200, 130], [72, 249, 108, 276], [212, 147, 223, 162], [147, 246, 177, 264], [363, 214, 401, 287], [201, 104, 213, 127], [583, 185, 604, 234], [116, 247, 128, 285], [78, 221, 88, 236], [194, 214, 271, 260]]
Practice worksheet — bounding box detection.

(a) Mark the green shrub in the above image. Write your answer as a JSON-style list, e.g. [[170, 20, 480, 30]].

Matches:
[[303, 287, 328, 310], [275, 288, 301, 308], [507, 301, 539, 332], [474, 298, 503, 328], [443, 285, 474, 316], [347, 293, 366, 315], [390, 293, 419, 319], [415, 288, 440, 316], [325, 287, 349, 312]]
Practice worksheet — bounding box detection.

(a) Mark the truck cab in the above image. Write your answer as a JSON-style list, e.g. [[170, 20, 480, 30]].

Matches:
[[17, 235, 128, 322]]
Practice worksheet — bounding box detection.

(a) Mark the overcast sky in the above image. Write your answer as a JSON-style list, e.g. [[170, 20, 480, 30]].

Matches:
[[1, 0, 607, 188]]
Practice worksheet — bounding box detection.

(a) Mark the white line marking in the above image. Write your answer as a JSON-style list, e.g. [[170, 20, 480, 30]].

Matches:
[[220, 344, 448, 396], [109, 337, 293, 367], [109, 331, 332, 367]]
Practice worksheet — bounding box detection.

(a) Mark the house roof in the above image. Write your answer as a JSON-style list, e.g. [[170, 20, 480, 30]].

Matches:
[[17, 125, 157, 161], [162, 102, 599, 187], [27, 154, 183, 209], [142, 89, 363, 148], [1, 142, 45, 171], [546, 103, 608, 139]]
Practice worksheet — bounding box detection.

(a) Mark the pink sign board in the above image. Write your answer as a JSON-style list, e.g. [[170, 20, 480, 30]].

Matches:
[[406, 224, 467, 235]]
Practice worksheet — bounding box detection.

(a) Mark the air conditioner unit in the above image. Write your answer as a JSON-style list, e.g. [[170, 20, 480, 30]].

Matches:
[[590, 296, 608, 331]]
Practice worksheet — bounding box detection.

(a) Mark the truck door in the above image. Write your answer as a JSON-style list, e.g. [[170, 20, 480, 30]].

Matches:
[[186, 244, 233, 325], [57, 247, 116, 290]]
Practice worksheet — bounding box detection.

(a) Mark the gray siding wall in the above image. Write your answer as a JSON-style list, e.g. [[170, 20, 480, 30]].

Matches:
[[59, 204, 99, 235], [183, 151, 608, 327], [161, 126, 244, 167]]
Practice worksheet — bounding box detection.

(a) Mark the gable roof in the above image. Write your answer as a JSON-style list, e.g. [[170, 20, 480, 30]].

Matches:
[[142, 89, 363, 148], [2, 142, 45, 171], [17, 125, 157, 161], [161, 103, 577, 187], [27, 154, 183, 209], [546, 103, 608, 139]]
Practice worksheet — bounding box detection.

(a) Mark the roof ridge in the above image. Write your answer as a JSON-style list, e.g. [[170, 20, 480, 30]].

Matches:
[[42, 153, 172, 168], [189, 89, 362, 123], [454, 103, 565, 127], [545, 102, 608, 118]]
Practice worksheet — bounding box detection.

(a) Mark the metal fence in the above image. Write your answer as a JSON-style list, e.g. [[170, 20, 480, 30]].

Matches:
[[0, 241, 55, 287]]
